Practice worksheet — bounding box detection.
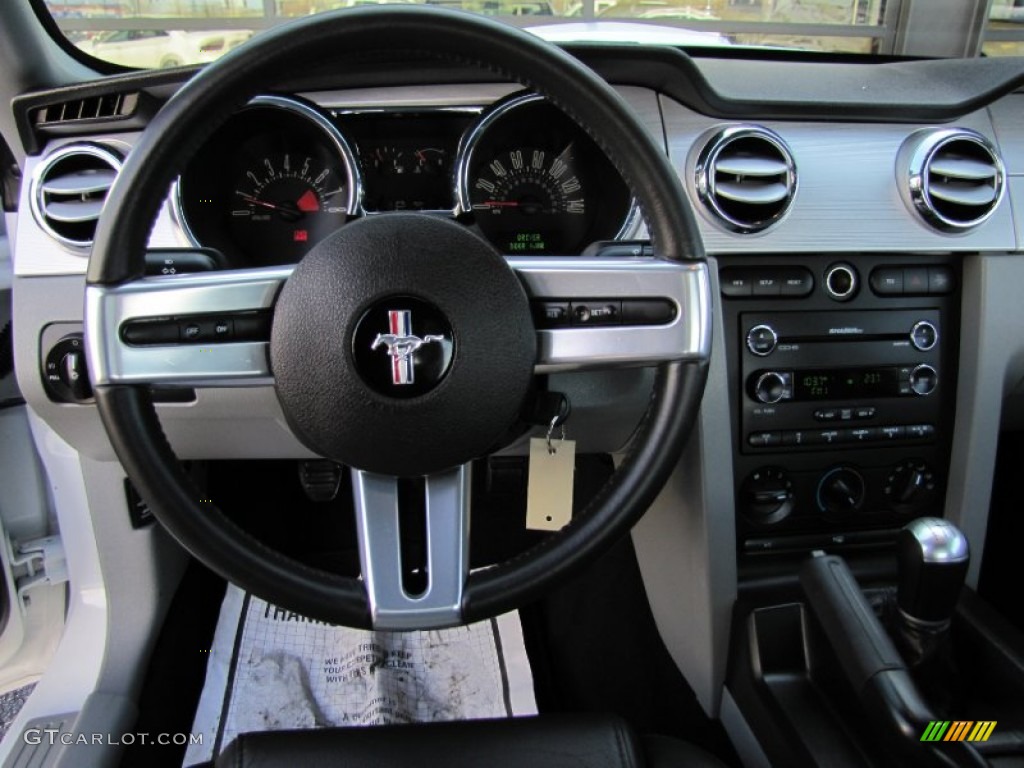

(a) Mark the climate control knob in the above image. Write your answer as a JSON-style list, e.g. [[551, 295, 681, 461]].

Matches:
[[816, 467, 866, 516], [741, 467, 794, 524], [885, 459, 937, 513]]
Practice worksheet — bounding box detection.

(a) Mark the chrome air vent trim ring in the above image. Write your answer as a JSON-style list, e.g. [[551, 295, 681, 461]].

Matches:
[[29, 142, 123, 251], [905, 128, 1005, 233], [695, 125, 797, 235]]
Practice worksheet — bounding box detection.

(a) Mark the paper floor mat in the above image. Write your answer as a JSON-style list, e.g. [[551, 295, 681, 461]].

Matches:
[[185, 584, 537, 766]]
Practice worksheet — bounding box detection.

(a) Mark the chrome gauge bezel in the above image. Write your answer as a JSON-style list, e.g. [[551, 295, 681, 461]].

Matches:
[[172, 94, 363, 249], [173, 91, 640, 258], [454, 92, 639, 242]]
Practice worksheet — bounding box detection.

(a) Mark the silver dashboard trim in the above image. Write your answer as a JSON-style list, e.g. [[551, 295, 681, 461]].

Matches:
[[85, 256, 710, 386]]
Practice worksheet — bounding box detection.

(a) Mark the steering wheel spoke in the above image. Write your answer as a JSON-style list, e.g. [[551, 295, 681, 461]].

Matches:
[[85, 260, 289, 387], [352, 464, 471, 630], [509, 256, 711, 372]]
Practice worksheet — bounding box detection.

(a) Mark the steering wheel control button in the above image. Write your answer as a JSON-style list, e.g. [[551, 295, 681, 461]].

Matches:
[[352, 299, 454, 398], [534, 301, 570, 328], [570, 301, 620, 326], [910, 320, 939, 351], [824, 263, 858, 301], [909, 364, 938, 396], [746, 324, 778, 356], [271, 213, 535, 477], [621, 299, 677, 325]]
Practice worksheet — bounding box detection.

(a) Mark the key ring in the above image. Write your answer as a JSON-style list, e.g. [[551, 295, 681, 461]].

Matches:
[[546, 414, 566, 455]]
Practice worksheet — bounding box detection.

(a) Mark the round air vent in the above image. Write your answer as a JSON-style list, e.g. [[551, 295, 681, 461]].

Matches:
[[902, 129, 1004, 232], [695, 125, 796, 234], [29, 143, 122, 250]]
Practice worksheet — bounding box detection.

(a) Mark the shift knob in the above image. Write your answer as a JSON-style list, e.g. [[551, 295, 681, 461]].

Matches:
[[897, 517, 969, 625]]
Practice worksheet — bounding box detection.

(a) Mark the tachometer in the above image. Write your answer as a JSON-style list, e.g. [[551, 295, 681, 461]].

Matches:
[[177, 95, 360, 266], [229, 151, 350, 260]]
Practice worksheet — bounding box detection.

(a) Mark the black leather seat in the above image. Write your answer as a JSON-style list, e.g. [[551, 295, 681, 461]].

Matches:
[[214, 713, 728, 768]]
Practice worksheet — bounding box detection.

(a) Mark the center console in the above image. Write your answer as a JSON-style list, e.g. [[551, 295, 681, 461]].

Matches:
[[719, 254, 961, 559]]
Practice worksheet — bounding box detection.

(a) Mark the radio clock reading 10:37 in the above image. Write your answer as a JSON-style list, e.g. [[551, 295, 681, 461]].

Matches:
[[798, 370, 887, 400], [469, 145, 590, 254]]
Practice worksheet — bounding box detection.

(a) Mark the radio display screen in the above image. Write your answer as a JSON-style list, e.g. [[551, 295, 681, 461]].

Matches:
[[795, 367, 898, 400]]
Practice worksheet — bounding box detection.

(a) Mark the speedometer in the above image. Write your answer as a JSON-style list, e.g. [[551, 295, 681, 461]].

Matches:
[[469, 145, 589, 254], [458, 94, 634, 255]]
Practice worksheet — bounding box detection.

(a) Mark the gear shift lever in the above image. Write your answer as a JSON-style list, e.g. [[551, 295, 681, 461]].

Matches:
[[897, 517, 970, 628]]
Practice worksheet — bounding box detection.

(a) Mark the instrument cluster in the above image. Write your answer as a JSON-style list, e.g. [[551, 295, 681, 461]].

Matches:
[[175, 92, 635, 266]]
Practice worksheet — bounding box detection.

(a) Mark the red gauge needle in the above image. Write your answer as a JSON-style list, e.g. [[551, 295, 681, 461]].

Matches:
[[237, 192, 288, 212], [481, 201, 521, 208]]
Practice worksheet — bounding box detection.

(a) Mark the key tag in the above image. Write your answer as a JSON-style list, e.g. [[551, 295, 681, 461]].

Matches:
[[526, 414, 576, 531]]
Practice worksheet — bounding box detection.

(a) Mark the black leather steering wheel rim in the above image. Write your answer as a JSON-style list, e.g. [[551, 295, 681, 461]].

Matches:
[[87, 7, 709, 629]]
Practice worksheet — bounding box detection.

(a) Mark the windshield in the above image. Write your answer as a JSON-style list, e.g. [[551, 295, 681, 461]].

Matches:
[[41, 0, 1024, 68]]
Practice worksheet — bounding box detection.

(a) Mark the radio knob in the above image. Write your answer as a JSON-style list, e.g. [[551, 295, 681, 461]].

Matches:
[[910, 320, 938, 351], [817, 467, 866, 516], [746, 324, 778, 357], [754, 371, 789, 404], [909, 364, 938, 396]]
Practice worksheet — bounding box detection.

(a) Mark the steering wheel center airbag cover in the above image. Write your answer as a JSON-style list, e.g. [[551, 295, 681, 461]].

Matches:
[[270, 213, 535, 476]]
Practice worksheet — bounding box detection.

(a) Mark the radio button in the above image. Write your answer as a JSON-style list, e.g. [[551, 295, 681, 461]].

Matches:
[[818, 429, 843, 445], [910, 320, 939, 351], [752, 276, 782, 296], [870, 267, 904, 296], [903, 267, 929, 295], [720, 269, 754, 297], [906, 424, 936, 439], [855, 406, 876, 420], [879, 425, 906, 440], [748, 432, 782, 447], [782, 430, 813, 446], [746, 325, 778, 356], [814, 409, 838, 422], [844, 427, 878, 443], [928, 266, 954, 294], [779, 268, 814, 297], [909, 364, 938, 396]]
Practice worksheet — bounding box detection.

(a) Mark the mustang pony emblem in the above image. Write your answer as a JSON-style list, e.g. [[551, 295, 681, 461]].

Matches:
[[371, 310, 445, 385]]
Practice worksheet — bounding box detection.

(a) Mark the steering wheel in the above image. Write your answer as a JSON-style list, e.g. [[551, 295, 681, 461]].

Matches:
[[84, 7, 711, 630]]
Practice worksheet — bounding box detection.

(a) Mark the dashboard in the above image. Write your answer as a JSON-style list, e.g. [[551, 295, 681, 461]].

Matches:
[[5, 33, 1024, 753], [174, 91, 633, 266]]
